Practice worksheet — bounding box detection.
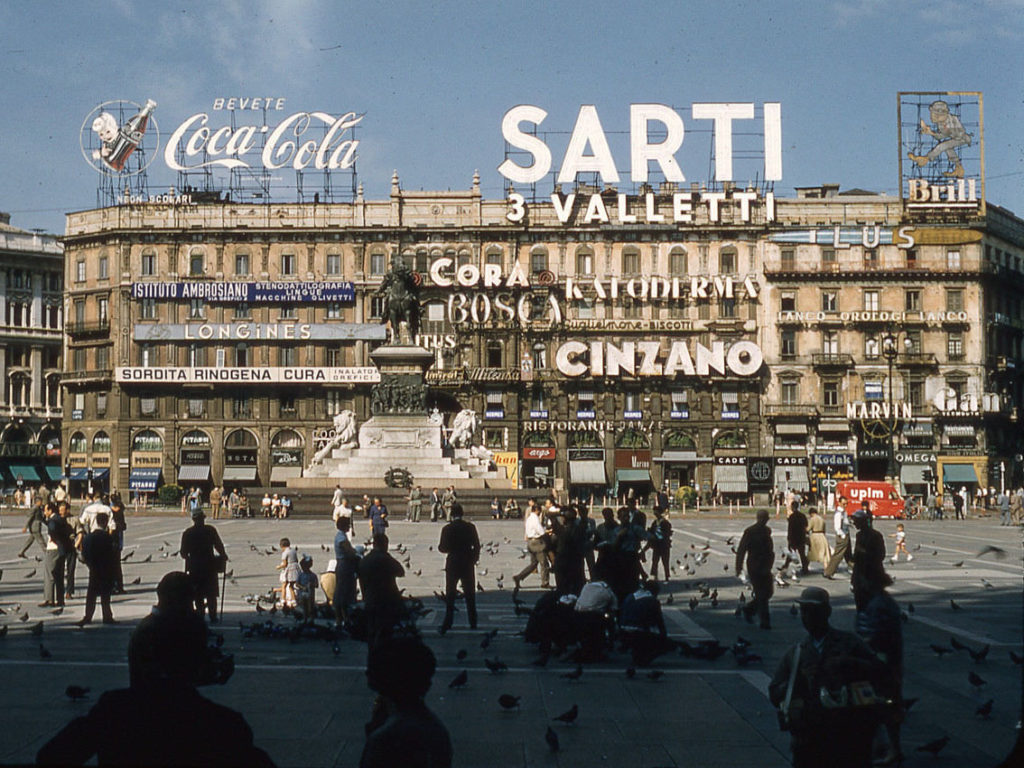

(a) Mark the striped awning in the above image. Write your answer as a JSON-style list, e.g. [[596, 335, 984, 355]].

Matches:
[[714, 465, 748, 494], [178, 465, 210, 482], [774, 465, 810, 492], [568, 460, 606, 485], [223, 466, 258, 482], [270, 466, 303, 482]]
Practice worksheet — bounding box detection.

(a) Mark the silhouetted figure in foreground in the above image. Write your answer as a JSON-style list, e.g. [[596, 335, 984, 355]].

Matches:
[[37, 572, 273, 767], [180, 510, 228, 622], [360, 636, 452, 768], [438, 503, 481, 633], [735, 509, 775, 629], [76, 512, 118, 626]]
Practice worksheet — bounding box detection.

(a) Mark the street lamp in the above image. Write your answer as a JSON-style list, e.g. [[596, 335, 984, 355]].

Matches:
[[882, 330, 914, 483]]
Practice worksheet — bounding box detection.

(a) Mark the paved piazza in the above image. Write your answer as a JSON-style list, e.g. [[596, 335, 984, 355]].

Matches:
[[1, 510, 1020, 767]]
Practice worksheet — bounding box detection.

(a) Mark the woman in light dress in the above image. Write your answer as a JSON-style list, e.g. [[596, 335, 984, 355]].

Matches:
[[806, 507, 832, 570]]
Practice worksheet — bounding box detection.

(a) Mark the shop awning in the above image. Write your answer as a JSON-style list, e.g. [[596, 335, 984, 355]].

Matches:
[[944, 425, 976, 438], [818, 419, 850, 433], [69, 468, 89, 481], [900, 465, 929, 487], [775, 424, 808, 435], [7, 463, 40, 481], [270, 466, 303, 483], [223, 466, 258, 482], [943, 464, 979, 485], [714, 465, 748, 494], [129, 468, 161, 492], [92, 469, 109, 481], [568, 460, 606, 486], [774, 465, 810, 492], [43, 466, 63, 481], [178, 465, 211, 482], [615, 469, 652, 484], [902, 422, 933, 437], [653, 450, 699, 462]]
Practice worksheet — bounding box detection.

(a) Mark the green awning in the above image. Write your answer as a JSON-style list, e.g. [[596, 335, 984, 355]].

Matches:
[[615, 469, 652, 483], [43, 466, 63, 481], [942, 464, 978, 484], [6, 463, 40, 481]]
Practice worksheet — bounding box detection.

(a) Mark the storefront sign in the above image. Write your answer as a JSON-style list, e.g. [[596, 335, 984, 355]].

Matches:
[[92, 453, 111, 467], [748, 457, 774, 489], [134, 322, 384, 341], [714, 456, 747, 466], [670, 408, 689, 419], [774, 456, 808, 467], [271, 448, 303, 466], [777, 310, 968, 326], [846, 401, 913, 420], [130, 281, 355, 303], [425, 369, 465, 387], [895, 451, 936, 465], [857, 446, 890, 460], [116, 366, 380, 384], [615, 450, 651, 470], [485, 408, 504, 419], [577, 409, 596, 420], [529, 410, 549, 419], [131, 452, 163, 468], [181, 432, 212, 447], [68, 454, 88, 468], [522, 447, 557, 461], [769, 226, 915, 249], [181, 449, 209, 465], [523, 419, 664, 435], [624, 410, 643, 420], [469, 368, 521, 383], [812, 453, 854, 467], [556, 340, 763, 379], [0, 443, 45, 458], [493, 452, 519, 484], [225, 451, 257, 466]]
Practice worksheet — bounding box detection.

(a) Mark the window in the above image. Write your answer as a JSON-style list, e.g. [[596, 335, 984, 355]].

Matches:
[[781, 329, 797, 358], [97, 393, 107, 416], [97, 297, 109, 323], [907, 378, 925, 408], [326, 347, 343, 366], [865, 335, 879, 359], [946, 250, 961, 270], [863, 250, 879, 269], [906, 249, 918, 268], [140, 298, 156, 319], [280, 346, 298, 366], [530, 248, 548, 275], [232, 397, 252, 419], [140, 396, 157, 416], [140, 344, 155, 367], [624, 392, 640, 414], [141, 251, 156, 276], [670, 390, 689, 416], [235, 252, 250, 276], [457, 250, 472, 268], [216, 348, 226, 367], [669, 247, 687, 275], [189, 250, 204, 276], [280, 394, 296, 413], [98, 256, 109, 279], [781, 380, 799, 405], [234, 302, 251, 320], [532, 342, 547, 369], [73, 348, 87, 370], [947, 332, 964, 360], [486, 341, 502, 368], [531, 387, 546, 412], [370, 295, 386, 319], [370, 252, 386, 275], [821, 248, 836, 268], [781, 249, 795, 270], [577, 298, 594, 319], [326, 253, 341, 275], [280, 303, 297, 320], [697, 301, 710, 320], [326, 390, 346, 416], [946, 288, 964, 312], [327, 302, 342, 319], [822, 331, 838, 355], [622, 248, 640, 275], [623, 298, 642, 318], [905, 289, 921, 311], [863, 290, 879, 311], [719, 248, 736, 274], [821, 291, 838, 312], [719, 298, 736, 318], [76, 260, 86, 282], [485, 248, 502, 268], [188, 398, 205, 417], [235, 343, 249, 366], [281, 252, 296, 276], [576, 248, 595, 275], [721, 391, 739, 418], [823, 381, 840, 408], [188, 298, 205, 319], [96, 346, 109, 369], [187, 343, 205, 367], [780, 291, 796, 312], [906, 330, 922, 355], [74, 300, 86, 324], [484, 428, 504, 450]]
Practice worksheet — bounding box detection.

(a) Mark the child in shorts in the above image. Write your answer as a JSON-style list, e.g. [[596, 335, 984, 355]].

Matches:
[[890, 523, 913, 563], [296, 555, 319, 622]]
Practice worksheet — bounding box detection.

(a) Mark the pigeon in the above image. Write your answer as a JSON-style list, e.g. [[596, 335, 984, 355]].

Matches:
[[39, 643, 52, 659], [688, 597, 699, 611], [950, 637, 968, 651], [790, 603, 799, 616], [498, 694, 521, 710], [30, 621, 44, 637], [950, 599, 962, 611], [65, 685, 90, 701], [0, 625, 7, 638], [121, 550, 135, 562], [141, 555, 152, 563], [51, 607, 63, 616], [916, 736, 949, 756], [647, 670, 665, 681], [331, 643, 341, 656], [19, 612, 30, 622], [968, 671, 987, 689], [456, 649, 467, 661], [225, 570, 233, 579], [902, 697, 918, 713], [130, 577, 141, 585], [665, 594, 674, 605], [24, 569, 36, 579], [968, 644, 990, 663], [930, 644, 953, 657], [561, 665, 583, 681], [980, 578, 993, 589], [484, 657, 508, 674], [907, 602, 914, 614], [1009, 651, 1023, 666], [952, 561, 964, 568], [552, 704, 578, 724], [480, 629, 499, 649], [545, 726, 559, 752], [975, 699, 994, 719], [976, 545, 1006, 559], [448, 670, 468, 689]]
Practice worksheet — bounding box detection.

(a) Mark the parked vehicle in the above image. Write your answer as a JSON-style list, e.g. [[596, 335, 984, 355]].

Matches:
[[836, 480, 906, 519]]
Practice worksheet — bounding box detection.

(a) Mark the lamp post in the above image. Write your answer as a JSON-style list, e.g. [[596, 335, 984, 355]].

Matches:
[[882, 330, 914, 484]]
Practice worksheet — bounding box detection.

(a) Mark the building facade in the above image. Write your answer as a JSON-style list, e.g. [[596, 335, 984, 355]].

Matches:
[[0, 213, 64, 491], [61, 177, 1024, 502]]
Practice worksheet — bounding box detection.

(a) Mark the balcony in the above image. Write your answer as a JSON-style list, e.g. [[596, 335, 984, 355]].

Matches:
[[61, 369, 112, 384], [895, 352, 938, 368], [764, 403, 819, 419], [811, 353, 855, 369], [66, 319, 110, 337]]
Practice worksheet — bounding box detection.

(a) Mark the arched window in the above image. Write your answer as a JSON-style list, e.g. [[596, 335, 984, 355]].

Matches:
[[457, 249, 472, 267], [69, 431, 88, 454], [669, 246, 688, 276], [532, 342, 547, 369], [615, 428, 650, 449], [485, 247, 503, 268], [664, 430, 697, 450], [132, 430, 163, 453], [271, 429, 303, 448], [569, 431, 602, 448], [225, 429, 258, 449], [713, 430, 747, 449], [181, 430, 211, 448], [92, 431, 111, 453]]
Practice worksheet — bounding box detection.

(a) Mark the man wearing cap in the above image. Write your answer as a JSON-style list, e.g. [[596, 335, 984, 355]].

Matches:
[[770, 586, 891, 768], [735, 509, 775, 629], [437, 502, 481, 634], [851, 503, 890, 611], [180, 510, 228, 622]]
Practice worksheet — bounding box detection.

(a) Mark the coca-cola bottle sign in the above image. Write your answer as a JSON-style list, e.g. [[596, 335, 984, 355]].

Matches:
[[80, 99, 160, 175]]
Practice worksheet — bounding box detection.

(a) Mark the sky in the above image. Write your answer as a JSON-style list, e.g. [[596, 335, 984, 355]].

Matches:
[[1, 0, 1022, 235]]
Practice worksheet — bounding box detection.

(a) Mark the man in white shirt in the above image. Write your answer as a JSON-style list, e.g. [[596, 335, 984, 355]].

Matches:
[[513, 502, 550, 589], [332, 497, 353, 523], [331, 485, 344, 509], [823, 496, 852, 579], [80, 494, 115, 533]]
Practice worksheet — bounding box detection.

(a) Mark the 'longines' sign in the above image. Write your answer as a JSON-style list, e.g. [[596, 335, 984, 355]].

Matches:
[[130, 282, 355, 303], [134, 323, 385, 342]]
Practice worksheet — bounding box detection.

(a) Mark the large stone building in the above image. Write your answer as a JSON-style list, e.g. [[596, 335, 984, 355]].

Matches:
[[60, 177, 1024, 503], [0, 213, 64, 492]]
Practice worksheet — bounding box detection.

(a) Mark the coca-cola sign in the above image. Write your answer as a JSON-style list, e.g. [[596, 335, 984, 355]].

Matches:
[[80, 99, 160, 175]]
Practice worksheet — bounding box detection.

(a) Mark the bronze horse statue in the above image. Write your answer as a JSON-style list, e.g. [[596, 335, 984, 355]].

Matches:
[[376, 256, 420, 342]]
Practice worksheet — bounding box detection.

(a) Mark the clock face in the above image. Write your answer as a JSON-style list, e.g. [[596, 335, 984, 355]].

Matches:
[[860, 418, 896, 440], [750, 461, 772, 481]]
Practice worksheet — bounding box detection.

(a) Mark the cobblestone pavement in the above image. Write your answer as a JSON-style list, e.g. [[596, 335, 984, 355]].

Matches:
[[1, 511, 1020, 766]]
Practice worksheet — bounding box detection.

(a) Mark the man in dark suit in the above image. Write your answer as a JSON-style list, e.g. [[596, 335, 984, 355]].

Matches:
[[76, 512, 118, 626], [437, 502, 481, 633], [180, 510, 228, 622], [735, 509, 775, 630], [851, 505, 890, 611], [787, 501, 810, 575]]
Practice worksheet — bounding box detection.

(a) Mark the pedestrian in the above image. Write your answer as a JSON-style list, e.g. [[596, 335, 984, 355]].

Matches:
[[333, 516, 360, 629], [1011, 488, 1024, 526], [18, 497, 47, 558], [513, 499, 551, 589], [441, 485, 457, 521], [276, 538, 299, 609], [180, 510, 228, 622], [271, 494, 282, 519], [957, 485, 969, 519], [855, 580, 905, 766], [806, 507, 831, 572], [280, 495, 292, 518], [360, 636, 452, 768], [735, 509, 775, 630], [41, 502, 70, 608], [227, 487, 240, 518], [645, 508, 672, 582], [618, 579, 675, 666], [296, 555, 319, 623], [998, 488, 1012, 526], [787, 501, 810, 574], [331, 484, 344, 510], [407, 485, 423, 522], [551, 506, 588, 597], [188, 486, 202, 516], [76, 512, 118, 626], [769, 586, 892, 768], [80, 493, 114, 533], [438, 502, 481, 633], [824, 497, 853, 579], [929, 492, 943, 521], [429, 487, 442, 522], [333, 496, 353, 524], [573, 571, 617, 662], [851, 505, 891, 611], [890, 523, 913, 563], [369, 497, 388, 538], [489, 496, 501, 519], [358, 533, 406, 647], [261, 492, 272, 518], [209, 485, 223, 520], [60, 501, 84, 600], [109, 491, 127, 594]]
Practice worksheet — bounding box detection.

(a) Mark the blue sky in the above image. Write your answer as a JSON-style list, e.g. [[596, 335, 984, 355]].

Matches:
[[1, 0, 1022, 234]]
